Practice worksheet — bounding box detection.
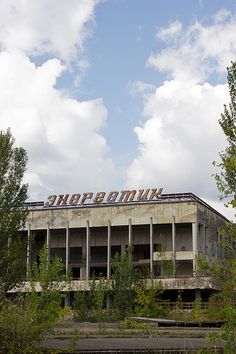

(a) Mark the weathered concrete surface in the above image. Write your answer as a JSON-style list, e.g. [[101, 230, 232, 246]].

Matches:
[[42, 320, 223, 352], [43, 336, 217, 352], [26, 202, 198, 229]]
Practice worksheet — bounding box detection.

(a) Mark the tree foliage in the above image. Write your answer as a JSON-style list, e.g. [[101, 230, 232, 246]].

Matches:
[[111, 246, 140, 319], [73, 275, 107, 324], [205, 62, 236, 352], [28, 245, 67, 326], [0, 246, 67, 352], [134, 281, 166, 318], [0, 128, 28, 294], [214, 61, 236, 211]]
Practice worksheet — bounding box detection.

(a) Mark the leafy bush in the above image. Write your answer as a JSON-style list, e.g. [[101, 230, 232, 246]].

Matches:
[[0, 246, 67, 352], [134, 282, 168, 318], [122, 318, 148, 329], [0, 297, 44, 352]]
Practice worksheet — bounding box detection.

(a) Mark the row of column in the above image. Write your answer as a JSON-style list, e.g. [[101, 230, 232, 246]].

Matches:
[[26, 218, 198, 280]]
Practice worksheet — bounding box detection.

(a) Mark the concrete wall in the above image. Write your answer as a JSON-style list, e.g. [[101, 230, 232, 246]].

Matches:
[[26, 201, 198, 230], [197, 204, 226, 262]]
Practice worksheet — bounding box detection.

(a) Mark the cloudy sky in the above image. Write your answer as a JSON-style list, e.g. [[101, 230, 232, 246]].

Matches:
[[0, 0, 235, 220]]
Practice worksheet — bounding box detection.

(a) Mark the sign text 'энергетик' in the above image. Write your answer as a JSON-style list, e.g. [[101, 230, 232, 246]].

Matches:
[[44, 188, 163, 207]]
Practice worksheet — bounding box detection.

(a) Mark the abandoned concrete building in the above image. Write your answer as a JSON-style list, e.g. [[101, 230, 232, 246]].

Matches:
[[24, 188, 227, 301]]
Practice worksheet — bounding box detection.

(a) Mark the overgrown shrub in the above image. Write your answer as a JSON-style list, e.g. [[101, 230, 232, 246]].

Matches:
[[0, 246, 67, 352], [134, 282, 168, 318], [0, 297, 43, 352]]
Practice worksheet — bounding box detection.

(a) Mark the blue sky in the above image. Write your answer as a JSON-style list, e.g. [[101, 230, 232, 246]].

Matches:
[[0, 0, 235, 219]]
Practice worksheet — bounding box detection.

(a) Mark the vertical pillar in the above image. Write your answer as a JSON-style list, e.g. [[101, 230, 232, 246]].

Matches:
[[86, 220, 90, 280], [128, 218, 132, 246], [7, 235, 12, 274], [172, 216, 176, 277], [46, 222, 50, 261], [7, 235, 12, 250], [192, 222, 198, 276], [7, 234, 12, 256], [106, 220, 112, 310], [107, 220, 111, 279], [65, 223, 71, 307], [150, 217, 153, 277], [26, 224, 31, 278], [65, 222, 70, 276], [195, 289, 201, 302]]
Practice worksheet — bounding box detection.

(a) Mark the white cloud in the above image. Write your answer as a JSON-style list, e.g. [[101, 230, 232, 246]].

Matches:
[[127, 11, 236, 220], [128, 81, 156, 96], [0, 51, 116, 200], [0, 0, 100, 61], [156, 20, 182, 42], [213, 8, 231, 23], [127, 80, 228, 198], [148, 10, 236, 82], [0, 0, 117, 200]]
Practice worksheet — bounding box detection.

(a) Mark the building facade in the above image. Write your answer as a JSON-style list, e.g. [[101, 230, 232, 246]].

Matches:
[[24, 189, 227, 301]]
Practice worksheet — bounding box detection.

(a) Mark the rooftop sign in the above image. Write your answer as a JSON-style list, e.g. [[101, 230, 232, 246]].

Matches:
[[44, 188, 163, 207]]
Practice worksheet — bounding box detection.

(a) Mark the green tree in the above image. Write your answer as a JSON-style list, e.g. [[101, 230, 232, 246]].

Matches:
[[0, 246, 68, 352], [134, 281, 166, 318], [214, 61, 236, 211], [205, 61, 236, 353], [111, 246, 139, 319], [0, 128, 28, 294], [28, 245, 67, 327], [91, 275, 107, 330], [73, 274, 107, 326], [73, 290, 90, 321]]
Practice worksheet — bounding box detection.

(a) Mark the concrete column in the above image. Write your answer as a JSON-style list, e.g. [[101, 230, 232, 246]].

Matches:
[[149, 217, 153, 277], [7, 235, 11, 249], [172, 216, 176, 277], [46, 222, 50, 261], [203, 224, 206, 257], [7, 235, 12, 256], [150, 217, 153, 277], [121, 243, 126, 254], [106, 220, 112, 311], [106, 294, 111, 310], [65, 222, 70, 276], [7, 235, 12, 274], [26, 224, 31, 278], [64, 294, 70, 307], [192, 222, 198, 276], [107, 220, 111, 279], [128, 218, 132, 246], [195, 289, 201, 302], [86, 220, 90, 280]]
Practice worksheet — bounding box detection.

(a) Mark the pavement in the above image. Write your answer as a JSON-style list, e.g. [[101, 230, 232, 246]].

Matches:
[[43, 336, 209, 352], [42, 320, 223, 352]]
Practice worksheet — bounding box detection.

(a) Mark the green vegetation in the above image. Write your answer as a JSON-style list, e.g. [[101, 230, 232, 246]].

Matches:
[[211, 61, 236, 353], [111, 246, 140, 319], [134, 281, 168, 318], [198, 61, 236, 353], [213, 61, 236, 210], [0, 129, 68, 352], [73, 247, 169, 323], [73, 275, 107, 326], [0, 246, 67, 352], [0, 128, 28, 295]]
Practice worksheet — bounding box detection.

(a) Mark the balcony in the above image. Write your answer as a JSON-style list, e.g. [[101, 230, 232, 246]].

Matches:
[[153, 251, 194, 261]]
